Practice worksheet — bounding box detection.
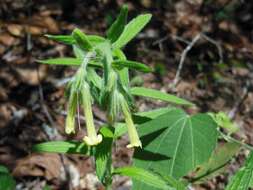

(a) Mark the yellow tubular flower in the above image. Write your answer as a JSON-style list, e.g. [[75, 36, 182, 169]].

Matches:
[[82, 82, 102, 146], [120, 94, 142, 148], [65, 88, 77, 134]]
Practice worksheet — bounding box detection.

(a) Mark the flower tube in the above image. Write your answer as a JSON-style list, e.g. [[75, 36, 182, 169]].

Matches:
[[82, 82, 102, 146], [119, 94, 142, 148], [65, 88, 77, 134]]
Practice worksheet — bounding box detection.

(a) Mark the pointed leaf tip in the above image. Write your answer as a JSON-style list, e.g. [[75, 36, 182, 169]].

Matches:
[[107, 4, 128, 43], [72, 28, 93, 51], [112, 13, 152, 49]]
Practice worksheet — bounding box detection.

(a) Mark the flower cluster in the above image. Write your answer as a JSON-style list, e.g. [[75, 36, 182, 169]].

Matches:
[[65, 52, 102, 146], [42, 4, 152, 149], [64, 35, 141, 148]]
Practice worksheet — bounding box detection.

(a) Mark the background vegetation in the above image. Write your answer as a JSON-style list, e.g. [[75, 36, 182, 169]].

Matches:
[[0, 0, 253, 189]]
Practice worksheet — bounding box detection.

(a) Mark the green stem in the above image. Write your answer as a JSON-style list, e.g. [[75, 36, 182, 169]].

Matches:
[[105, 182, 112, 190], [190, 161, 230, 183], [220, 131, 253, 151], [103, 127, 114, 190]]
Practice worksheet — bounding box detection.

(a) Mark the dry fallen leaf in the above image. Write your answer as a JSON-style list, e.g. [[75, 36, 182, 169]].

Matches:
[[13, 153, 62, 181], [7, 24, 23, 37], [0, 33, 16, 46], [0, 145, 20, 169], [26, 25, 44, 35], [15, 65, 48, 85], [29, 15, 59, 34], [0, 103, 14, 128]]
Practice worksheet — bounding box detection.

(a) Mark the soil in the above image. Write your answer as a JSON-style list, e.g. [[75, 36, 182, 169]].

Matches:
[[0, 0, 253, 189]]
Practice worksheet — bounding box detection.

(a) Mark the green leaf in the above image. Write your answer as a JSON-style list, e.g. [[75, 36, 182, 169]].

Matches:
[[0, 165, 9, 174], [250, 171, 253, 188], [87, 35, 106, 45], [37, 58, 81, 66], [114, 107, 173, 138], [225, 151, 253, 190], [38, 58, 151, 72], [0, 167, 15, 190], [113, 60, 152, 73], [193, 142, 241, 183], [96, 41, 113, 89], [152, 172, 186, 190], [95, 126, 114, 185], [45, 34, 75, 44], [209, 112, 238, 134], [113, 14, 152, 49], [113, 49, 129, 87], [113, 167, 172, 190], [42, 185, 52, 190], [114, 123, 127, 139], [135, 107, 173, 120], [45, 34, 105, 45], [107, 5, 128, 42], [130, 87, 194, 106], [36, 58, 101, 67], [73, 45, 84, 59], [87, 68, 102, 89], [134, 108, 218, 182], [0, 173, 15, 190], [32, 141, 88, 155], [72, 28, 93, 51]]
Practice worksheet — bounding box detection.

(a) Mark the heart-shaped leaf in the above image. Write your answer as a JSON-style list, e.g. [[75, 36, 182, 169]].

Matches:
[[193, 142, 240, 183], [133, 108, 218, 190]]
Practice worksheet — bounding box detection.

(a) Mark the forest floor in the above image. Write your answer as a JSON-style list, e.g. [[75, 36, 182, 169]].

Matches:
[[0, 0, 253, 189]]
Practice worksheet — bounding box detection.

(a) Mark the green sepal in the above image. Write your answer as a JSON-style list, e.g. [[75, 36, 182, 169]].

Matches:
[[72, 28, 93, 51]]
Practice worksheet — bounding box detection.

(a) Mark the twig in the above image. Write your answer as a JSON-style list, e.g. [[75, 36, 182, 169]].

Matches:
[[173, 34, 201, 86], [220, 131, 253, 151], [152, 34, 191, 52], [54, 77, 73, 87], [187, 185, 196, 190], [26, 0, 33, 51], [171, 35, 191, 44], [228, 84, 250, 119], [152, 35, 169, 52], [201, 34, 223, 64], [153, 34, 191, 46], [172, 33, 224, 87], [152, 35, 169, 46], [38, 83, 55, 127]]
